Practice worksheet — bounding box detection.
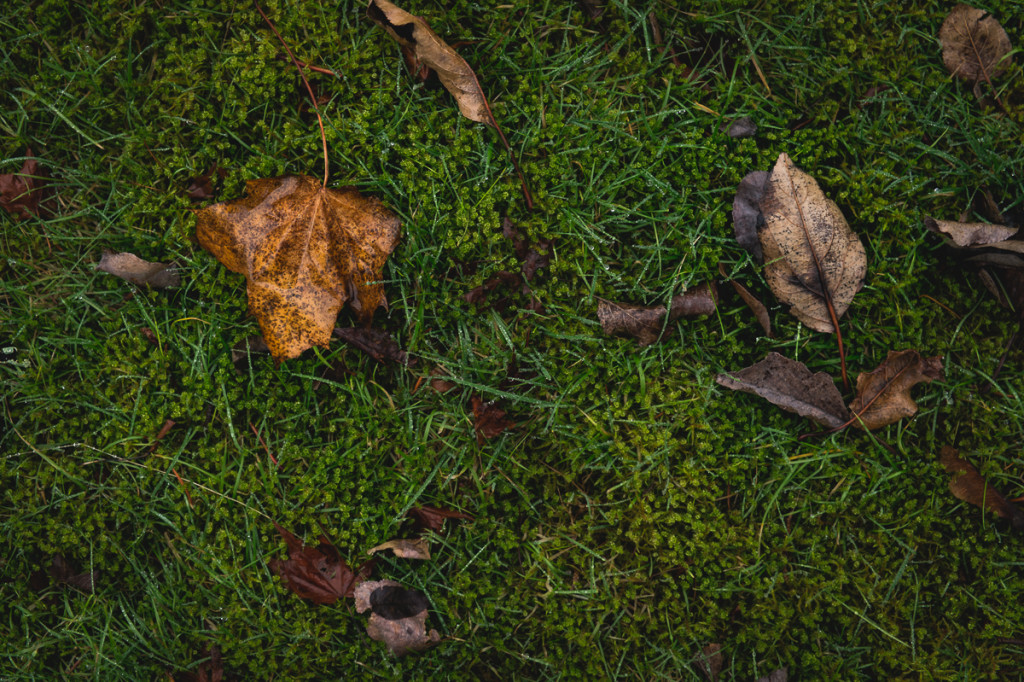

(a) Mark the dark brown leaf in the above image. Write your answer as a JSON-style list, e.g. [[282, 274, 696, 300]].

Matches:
[[464, 270, 524, 311], [97, 251, 181, 288], [503, 217, 552, 281], [716, 352, 850, 429], [598, 283, 717, 346], [186, 164, 224, 202], [428, 366, 457, 393], [367, 537, 431, 560], [407, 505, 473, 533], [354, 580, 441, 657], [230, 335, 271, 366], [722, 116, 757, 138], [694, 643, 723, 681], [195, 175, 401, 361], [848, 350, 943, 430], [732, 171, 768, 262], [471, 395, 514, 444], [759, 153, 866, 333], [939, 5, 1012, 82], [940, 446, 1023, 530], [333, 327, 411, 365], [268, 522, 370, 604], [30, 554, 95, 593], [0, 148, 51, 219]]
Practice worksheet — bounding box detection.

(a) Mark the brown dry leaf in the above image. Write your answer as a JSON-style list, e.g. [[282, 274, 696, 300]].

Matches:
[[97, 251, 181, 289], [268, 522, 372, 604], [847, 350, 943, 430], [716, 352, 849, 429], [732, 170, 768, 262], [719, 263, 772, 337], [722, 116, 757, 139], [0, 148, 51, 219], [333, 327, 411, 365], [471, 395, 514, 444], [925, 217, 1024, 253], [940, 446, 1023, 530], [195, 175, 400, 361], [367, 537, 431, 560], [354, 580, 441, 657], [694, 643, 723, 681], [428, 366, 457, 393], [598, 283, 717, 346], [367, 0, 492, 126], [407, 505, 473, 533], [759, 153, 866, 333], [939, 5, 1012, 82], [756, 669, 789, 682]]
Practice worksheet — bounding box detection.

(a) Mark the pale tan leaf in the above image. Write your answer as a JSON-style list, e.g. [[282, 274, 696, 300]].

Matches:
[[939, 5, 1012, 82], [367, 537, 431, 560], [354, 580, 441, 657], [97, 251, 180, 288], [924, 217, 1024, 252]]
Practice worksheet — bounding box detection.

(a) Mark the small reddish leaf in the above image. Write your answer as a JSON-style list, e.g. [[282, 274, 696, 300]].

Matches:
[[268, 522, 370, 604], [354, 580, 441, 657], [848, 350, 943, 430], [598, 283, 717, 346], [0, 148, 51, 219], [333, 327, 411, 365], [407, 505, 473, 533], [940, 446, 1023, 530], [470, 395, 514, 444], [97, 251, 181, 288], [367, 537, 431, 560], [502, 217, 552, 281]]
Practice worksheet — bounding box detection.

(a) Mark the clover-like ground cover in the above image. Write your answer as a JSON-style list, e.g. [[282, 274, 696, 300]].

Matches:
[[2, 1, 1023, 679]]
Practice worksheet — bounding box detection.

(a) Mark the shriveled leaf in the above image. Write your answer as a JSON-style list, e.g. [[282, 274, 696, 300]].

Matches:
[[354, 580, 441, 657], [939, 5, 1012, 82], [97, 251, 181, 289], [732, 171, 768, 262], [719, 263, 772, 337], [367, 0, 492, 125], [940, 446, 1024, 530], [407, 505, 473, 533], [722, 116, 757, 138], [268, 522, 371, 604], [759, 153, 866, 333], [925, 216, 1024, 253], [0, 149, 51, 219], [186, 164, 224, 202], [694, 643, 723, 681], [471, 395, 514, 444], [333, 327, 411, 365], [367, 537, 431, 560], [848, 350, 943, 430], [195, 175, 401, 361], [716, 352, 849, 429], [598, 283, 717, 346]]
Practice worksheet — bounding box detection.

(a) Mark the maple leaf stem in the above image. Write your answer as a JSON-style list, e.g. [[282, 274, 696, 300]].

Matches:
[[255, 1, 330, 187]]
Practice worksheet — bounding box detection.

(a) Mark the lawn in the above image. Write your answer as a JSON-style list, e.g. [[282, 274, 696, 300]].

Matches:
[[2, 0, 1023, 679]]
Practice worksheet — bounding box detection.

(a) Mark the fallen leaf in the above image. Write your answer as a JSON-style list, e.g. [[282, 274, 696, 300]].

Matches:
[[722, 116, 757, 138], [428, 366, 457, 393], [503, 217, 552, 281], [186, 164, 225, 202], [268, 522, 372, 604], [925, 217, 1024, 253], [29, 554, 95, 593], [939, 5, 1012, 83], [0, 148, 51, 219], [575, 0, 605, 19], [407, 505, 473, 533], [758, 153, 866, 333], [719, 263, 772, 337], [195, 175, 401, 361], [333, 327, 411, 365], [230, 335, 271, 366], [367, 0, 493, 126], [716, 352, 849, 429], [354, 580, 441, 657], [847, 350, 943, 430], [97, 251, 181, 288], [940, 446, 1023, 530], [464, 270, 525, 312], [694, 643, 723, 681], [732, 171, 768, 262], [598, 282, 717, 346], [756, 669, 789, 682], [367, 537, 431, 560], [471, 395, 514, 444]]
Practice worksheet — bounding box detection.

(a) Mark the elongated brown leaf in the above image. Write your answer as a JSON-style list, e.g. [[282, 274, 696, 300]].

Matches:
[[758, 153, 866, 333], [268, 522, 372, 604], [719, 263, 772, 337], [939, 5, 1012, 82], [732, 171, 768, 262], [925, 217, 1024, 253], [367, 537, 431, 560], [195, 175, 401, 361], [407, 505, 473, 533], [715, 352, 849, 428], [333, 327, 411, 365], [367, 0, 492, 126], [598, 283, 717, 346], [847, 350, 942, 430], [940, 446, 1023, 530], [354, 580, 441, 657], [97, 251, 181, 288]]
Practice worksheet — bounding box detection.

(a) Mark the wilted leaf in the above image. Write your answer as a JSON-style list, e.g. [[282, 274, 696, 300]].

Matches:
[[848, 350, 943, 430], [186, 164, 225, 202], [268, 522, 372, 604], [354, 580, 441, 657], [716, 352, 849, 429], [939, 5, 1012, 82], [97, 251, 181, 288], [471, 395, 514, 444], [759, 153, 866, 333], [694, 643, 723, 681], [367, 0, 493, 126], [598, 283, 717, 346], [407, 505, 473, 533], [367, 537, 431, 560], [722, 116, 757, 138], [732, 171, 768, 262], [195, 175, 401, 361], [333, 327, 411, 365], [940, 446, 1023, 530], [0, 148, 51, 219], [925, 216, 1024, 253]]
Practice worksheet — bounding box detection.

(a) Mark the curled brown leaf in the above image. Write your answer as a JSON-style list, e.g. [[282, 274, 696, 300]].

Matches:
[[97, 251, 181, 289], [598, 282, 717, 346], [940, 446, 1023, 530], [848, 350, 943, 430], [354, 580, 441, 657], [367, 537, 431, 560]]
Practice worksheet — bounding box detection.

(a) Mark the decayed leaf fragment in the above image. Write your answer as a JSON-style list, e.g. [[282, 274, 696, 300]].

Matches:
[[715, 352, 849, 429], [367, 537, 431, 560], [333, 327, 411, 365], [367, 0, 493, 126], [925, 217, 1024, 253], [940, 446, 1023, 530], [354, 580, 441, 657], [195, 175, 400, 361], [939, 5, 1012, 83], [268, 522, 372, 604], [758, 153, 866, 333], [97, 251, 181, 288], [598, 282, 717, 346], [407, 505, 473, 533], [1, 148, 51, 219], [847, 350, 943, 430], [471, 395, 514, 444], [732, 171, 768, 262]]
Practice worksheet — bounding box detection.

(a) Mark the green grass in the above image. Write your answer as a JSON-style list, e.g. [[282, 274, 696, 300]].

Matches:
[[3, 0, 1024, 679]]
